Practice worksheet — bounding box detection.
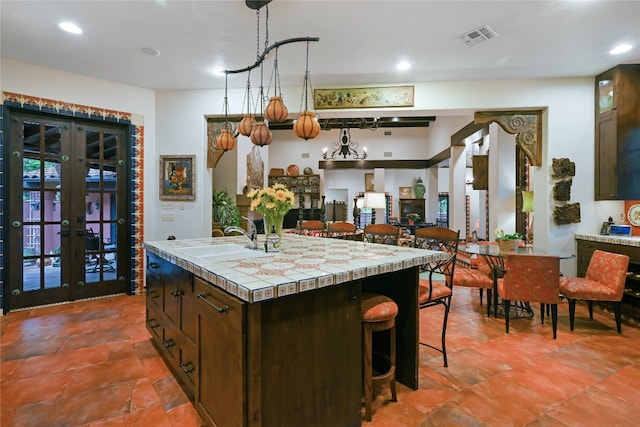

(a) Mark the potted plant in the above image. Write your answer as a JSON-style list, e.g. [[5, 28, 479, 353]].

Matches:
[[212, 189, 240, 231], [406, 212, 421, 225], [494, 229, 524, 252]]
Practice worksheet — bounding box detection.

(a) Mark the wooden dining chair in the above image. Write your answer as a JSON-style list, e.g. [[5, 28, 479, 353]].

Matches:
[[560, 249, 629, 333], [363, 224, 400, 246], [413, 226, 460, 367], [325, 221, 357, 240], [497, 254, 561, 338], [297, 219, 325, 236]]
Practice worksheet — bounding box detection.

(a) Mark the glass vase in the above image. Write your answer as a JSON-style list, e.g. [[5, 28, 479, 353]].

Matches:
[[263, 213, 284, 238]]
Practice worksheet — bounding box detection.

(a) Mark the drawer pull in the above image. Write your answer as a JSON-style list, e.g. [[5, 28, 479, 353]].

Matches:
[[148, 319, 160, 329], [163, 338, 175, 348], [180, 362, 195, 374], [148, 290, 160, 299], [197, 292, 229, 313], [148, 262, 160, 269]]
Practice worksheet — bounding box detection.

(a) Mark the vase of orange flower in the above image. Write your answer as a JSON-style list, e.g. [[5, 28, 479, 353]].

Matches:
[[248, 183, 295, 239]]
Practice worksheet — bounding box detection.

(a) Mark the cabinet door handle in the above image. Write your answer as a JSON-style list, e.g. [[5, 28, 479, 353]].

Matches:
[[147, 319, 160, 329], [179, 362, 195, 374], [163, 338, 175, 348], [197, 292, 229, 313], [148, 290, 160, 299], [148, 262, 160, 269]]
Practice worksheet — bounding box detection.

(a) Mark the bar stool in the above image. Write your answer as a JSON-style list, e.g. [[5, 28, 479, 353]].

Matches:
[[361, 292, 398, 421]]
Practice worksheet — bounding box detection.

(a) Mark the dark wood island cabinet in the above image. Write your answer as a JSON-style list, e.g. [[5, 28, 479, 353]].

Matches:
[[144, 235, 445, 426]]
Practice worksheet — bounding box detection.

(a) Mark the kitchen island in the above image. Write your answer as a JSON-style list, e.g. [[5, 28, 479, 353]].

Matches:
[[143, 234, 446, 426]]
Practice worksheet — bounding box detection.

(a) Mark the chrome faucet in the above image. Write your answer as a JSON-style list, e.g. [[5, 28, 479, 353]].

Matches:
[[224, 217, 258, 249]]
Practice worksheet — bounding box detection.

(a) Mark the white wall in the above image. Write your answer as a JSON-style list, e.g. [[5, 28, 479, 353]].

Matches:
[[3, 56, 621, 276], [1, 57, 158, 239]]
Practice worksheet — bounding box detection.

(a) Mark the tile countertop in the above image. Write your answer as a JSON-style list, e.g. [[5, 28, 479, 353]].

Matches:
[[575, 233, 640, 247], [143, 234, 447, 304]]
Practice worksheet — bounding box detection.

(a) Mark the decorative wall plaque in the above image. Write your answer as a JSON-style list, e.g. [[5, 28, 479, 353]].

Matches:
[[553, 203, 581, 225], [553, 179, 572, 201], [551, 158, 575, 179]]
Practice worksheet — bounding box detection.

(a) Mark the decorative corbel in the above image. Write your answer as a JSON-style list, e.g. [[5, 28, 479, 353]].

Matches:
[[474, 109, 543, 166]]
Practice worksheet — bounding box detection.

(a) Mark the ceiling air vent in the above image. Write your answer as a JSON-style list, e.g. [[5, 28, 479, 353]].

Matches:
[[458, 25, 498, 47]]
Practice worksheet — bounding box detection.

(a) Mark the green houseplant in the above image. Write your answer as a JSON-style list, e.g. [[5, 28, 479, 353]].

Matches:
[[212, 189, 240, 229], [494, 228, 524, 252]]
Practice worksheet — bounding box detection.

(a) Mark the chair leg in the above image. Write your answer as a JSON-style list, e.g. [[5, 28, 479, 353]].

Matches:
[[614, 302, 622, 334], [568, 298, 576, 331], [441, 299, 451, 368], [504, 299, 511, 334], [363, 324, 373, 421], [551, 304, 558, 339], [486, 289, 492, 317], [540, 303, 545, 324], [493, 285, 499, 319], [479, 288, 484, 306], [588, 301, 594, 319], [389, 325, 397, 401]]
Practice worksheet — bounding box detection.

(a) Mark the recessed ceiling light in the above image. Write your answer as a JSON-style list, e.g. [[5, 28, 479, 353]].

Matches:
[[59, 22, 82, 35], [210, 67, 226, 77], [610, 44, 632, 55], [141, 47, 160, 56], [396, 61, 411, 71]]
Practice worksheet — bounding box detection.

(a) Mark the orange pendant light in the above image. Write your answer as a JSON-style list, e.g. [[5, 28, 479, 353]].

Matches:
[[264, 96, 288, 122], [293, 111, 320, 140], [250, 121, 273, 146], [238, 114, 255, 137], [215, 129, 236, 151]]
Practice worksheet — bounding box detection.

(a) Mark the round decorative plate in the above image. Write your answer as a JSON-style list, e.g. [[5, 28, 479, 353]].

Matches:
[[286, 164, 299, 176], [628, 203, 640, 226], [303, 167, 313, 175]]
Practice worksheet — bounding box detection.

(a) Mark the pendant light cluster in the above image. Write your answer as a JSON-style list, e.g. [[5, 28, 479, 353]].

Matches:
[[215, 0, 320, 152]]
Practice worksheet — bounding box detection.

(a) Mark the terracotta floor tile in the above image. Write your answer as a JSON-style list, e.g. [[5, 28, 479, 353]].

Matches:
[[548, 387, 640, 426], [504, 358, 601, 402], [2, 289, 640, 426], [591, 364, 640, 407]]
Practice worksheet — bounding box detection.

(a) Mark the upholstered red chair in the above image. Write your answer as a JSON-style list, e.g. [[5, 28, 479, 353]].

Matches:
[[325, 221, 357, 240], [497, 254, 561, 338], [560, 249, 629, 333], [297, 219, 325, 237], [363, 224, 400, 246], [361, 292, 398, 421], [454, 241, 496, 316], [413, 226, 459, 367]]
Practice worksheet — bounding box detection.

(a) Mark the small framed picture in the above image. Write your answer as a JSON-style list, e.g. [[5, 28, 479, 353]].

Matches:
[[364, 173, 374, 191], [159, 155, 196, 201], [399, 187, 412, 198]]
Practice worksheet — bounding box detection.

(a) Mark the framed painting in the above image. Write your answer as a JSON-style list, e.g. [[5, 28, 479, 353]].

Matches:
[[399, 187, 412, 198], [365, 173, 375, 191], [159, 155, 196, 201], [314, 86, 414, 109]]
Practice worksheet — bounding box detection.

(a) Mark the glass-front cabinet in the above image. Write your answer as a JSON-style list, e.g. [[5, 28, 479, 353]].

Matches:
[[594, 64, 640, 200]]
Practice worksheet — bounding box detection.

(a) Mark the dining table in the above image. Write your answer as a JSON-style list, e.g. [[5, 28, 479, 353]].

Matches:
[[457, 243, 575, 318]]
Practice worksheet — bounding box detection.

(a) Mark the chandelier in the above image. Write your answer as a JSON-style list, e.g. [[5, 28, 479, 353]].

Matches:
[[217, 0, 320, 149], [322, 127, 368, 160]]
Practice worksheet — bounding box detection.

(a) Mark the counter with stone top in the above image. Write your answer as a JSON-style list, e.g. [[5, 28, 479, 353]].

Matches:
[[143, 234, 447, 427]]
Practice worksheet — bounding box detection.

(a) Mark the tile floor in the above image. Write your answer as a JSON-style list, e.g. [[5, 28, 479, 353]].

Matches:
[[2, 288, 640, 426]]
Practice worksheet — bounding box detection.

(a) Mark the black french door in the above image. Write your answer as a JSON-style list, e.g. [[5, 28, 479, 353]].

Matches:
[[6, 110, 131, 311]]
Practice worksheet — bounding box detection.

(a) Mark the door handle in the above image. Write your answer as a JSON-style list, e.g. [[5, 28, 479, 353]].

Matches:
[[61, 230, 69, 237], [77, 229, 85, 237]]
